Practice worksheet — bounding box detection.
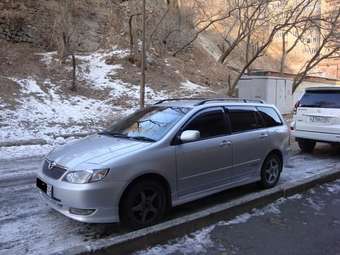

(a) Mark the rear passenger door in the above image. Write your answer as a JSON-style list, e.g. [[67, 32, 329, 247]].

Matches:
[[226, 106, 269, 180]]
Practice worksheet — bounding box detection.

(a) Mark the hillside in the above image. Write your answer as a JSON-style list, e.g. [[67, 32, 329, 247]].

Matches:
[[0, 38, 228, 144], [0, 0, 315, 146]]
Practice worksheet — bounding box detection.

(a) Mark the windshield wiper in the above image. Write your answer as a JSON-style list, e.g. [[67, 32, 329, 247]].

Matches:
[[99, 131, 156, 142], [98, 131, 129, 138], [129, 136, 156, 142]]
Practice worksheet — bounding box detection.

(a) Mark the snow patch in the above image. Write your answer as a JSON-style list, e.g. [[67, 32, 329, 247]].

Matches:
[[77, 49, 167, 101], [220, 199, 285, 228], [0, 144, 53, 160], [8, 77, 45, 95], [281, 154, 337, 183], [35, 51, 57, 66], [111, 47, 130, 59], [135, 225, 216, 255], [305, 197, 324, 211], [77, 51, 123, 90], [0, 77, 115, 143], [325, 182, 340, 194], [181, 80, 210, 94]]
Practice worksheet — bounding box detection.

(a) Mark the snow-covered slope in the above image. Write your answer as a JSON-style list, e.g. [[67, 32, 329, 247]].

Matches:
[[0, 47, 211, 145]]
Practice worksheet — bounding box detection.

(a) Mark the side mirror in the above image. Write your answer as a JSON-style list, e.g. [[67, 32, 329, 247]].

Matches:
[[180, 130, 200, 143]]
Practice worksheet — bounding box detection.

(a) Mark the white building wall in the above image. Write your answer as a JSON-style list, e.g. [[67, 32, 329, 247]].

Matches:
[[238, 75, 338, 114]]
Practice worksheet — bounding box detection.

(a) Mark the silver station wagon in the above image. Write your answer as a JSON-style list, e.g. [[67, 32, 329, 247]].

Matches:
[[36, 98, 289, 229]]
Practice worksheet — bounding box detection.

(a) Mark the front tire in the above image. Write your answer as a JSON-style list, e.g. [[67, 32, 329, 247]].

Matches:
[[297, 139, 316, 153], [120, 179, 167, 229], [259, 153, 282, 189]]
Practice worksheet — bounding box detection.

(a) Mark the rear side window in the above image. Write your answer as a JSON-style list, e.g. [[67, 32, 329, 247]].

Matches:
[[257, 107, 282, 127], [184, 110, 227, 139], [228, 108, 262, 133], [300, 90, 340, 108]]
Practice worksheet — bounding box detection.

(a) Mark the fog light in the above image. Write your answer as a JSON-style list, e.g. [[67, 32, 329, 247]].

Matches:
[[69, 208, 95, 215]]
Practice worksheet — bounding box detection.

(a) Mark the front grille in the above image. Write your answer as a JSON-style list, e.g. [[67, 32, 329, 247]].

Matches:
[[42, 160, 67, 180]]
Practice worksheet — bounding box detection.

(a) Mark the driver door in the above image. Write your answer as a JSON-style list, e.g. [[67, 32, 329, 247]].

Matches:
[[175, 107, 233, 197]]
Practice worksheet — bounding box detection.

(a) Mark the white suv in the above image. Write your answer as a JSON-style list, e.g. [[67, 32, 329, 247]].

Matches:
[[292, 87, 340, 152]]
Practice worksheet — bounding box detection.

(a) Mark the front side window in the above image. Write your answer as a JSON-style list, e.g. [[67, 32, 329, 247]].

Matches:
[[184, 109, 227, 139], [106, 106, 190, 142], [257, 107, 282, 127], [228, 108, 261, 133], [300, 90, 340, 108]]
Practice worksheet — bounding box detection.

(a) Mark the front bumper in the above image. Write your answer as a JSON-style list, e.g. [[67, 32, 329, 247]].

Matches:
[[36, 174, 126, 223]]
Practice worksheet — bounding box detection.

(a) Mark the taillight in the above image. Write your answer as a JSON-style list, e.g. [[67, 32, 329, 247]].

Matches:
[[293, 100, 300, 114]]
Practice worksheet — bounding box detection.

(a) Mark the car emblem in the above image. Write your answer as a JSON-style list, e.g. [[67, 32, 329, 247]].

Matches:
[[48, 161, 56, 170]]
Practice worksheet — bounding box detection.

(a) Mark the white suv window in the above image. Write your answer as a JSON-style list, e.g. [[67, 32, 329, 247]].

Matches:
[[300, 90, 340, 108]]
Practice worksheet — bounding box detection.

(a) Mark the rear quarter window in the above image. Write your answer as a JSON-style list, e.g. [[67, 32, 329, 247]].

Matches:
[[228, 107, 262, 133], [300, 90, 340, 108], [257, 107, 283, 127]]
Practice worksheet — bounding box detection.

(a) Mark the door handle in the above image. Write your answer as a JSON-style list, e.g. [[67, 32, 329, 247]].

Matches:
[[259, 133, 268, 139], [220, 140, 232, 147]]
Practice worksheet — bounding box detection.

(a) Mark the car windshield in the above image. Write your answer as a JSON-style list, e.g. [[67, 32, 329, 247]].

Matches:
[[300, 90, 340, 108], [103, 106, 190, 142]]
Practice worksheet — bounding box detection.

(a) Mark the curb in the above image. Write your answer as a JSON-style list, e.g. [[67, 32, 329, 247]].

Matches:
[[52, 166, 340, 255], [0, 132, 93, 148]]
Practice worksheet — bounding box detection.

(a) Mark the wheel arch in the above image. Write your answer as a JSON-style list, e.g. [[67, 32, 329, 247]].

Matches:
[[264, 149, 283, 170], [118, 173, 172, 217]]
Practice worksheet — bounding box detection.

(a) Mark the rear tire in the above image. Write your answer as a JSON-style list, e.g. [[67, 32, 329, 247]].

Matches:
[[120, 179, 167, 229], [259, 153, 282, 189], [297, 139, 316, 153]]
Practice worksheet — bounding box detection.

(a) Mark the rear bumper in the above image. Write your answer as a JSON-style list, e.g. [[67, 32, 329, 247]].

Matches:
[[292, 130, 340, 143]]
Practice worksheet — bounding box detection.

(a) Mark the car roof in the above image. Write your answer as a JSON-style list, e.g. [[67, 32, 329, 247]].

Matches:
[[306, 86, 340, 92], [153, 98, 271, 108]]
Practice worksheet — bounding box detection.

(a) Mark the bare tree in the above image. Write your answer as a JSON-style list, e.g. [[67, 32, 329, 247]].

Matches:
[[219, 0, 321, 95], [279, 0, 319, 73], [292, 8, 340, 92], [54, 0, 77, 91], [218, 0, 270, 64], [173, 0, 257, 57], [128, 12, 142, 63]]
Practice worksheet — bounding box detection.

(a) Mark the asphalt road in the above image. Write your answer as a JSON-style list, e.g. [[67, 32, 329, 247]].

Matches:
[[210, 180, 340, 255], [138, 179, 340, 255], [0, 143, 339, 255]]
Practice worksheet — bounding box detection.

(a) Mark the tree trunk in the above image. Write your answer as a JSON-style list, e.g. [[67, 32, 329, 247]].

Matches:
[[128, 15, 135, 63], [70, 54, 77, 91], [245, 34, 251, 68], [140, 0, 146, 109], [280, 35, 287, 74]]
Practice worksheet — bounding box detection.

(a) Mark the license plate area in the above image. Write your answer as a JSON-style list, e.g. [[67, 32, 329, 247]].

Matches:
[[309, 116, 330, 123], [36, 178, 53, 197]]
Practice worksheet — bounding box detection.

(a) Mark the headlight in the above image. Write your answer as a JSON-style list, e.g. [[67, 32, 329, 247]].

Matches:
[[64, 169, 109, 184]]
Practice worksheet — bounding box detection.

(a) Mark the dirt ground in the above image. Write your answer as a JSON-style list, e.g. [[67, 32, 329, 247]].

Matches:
[[0, 39, 228, 109]]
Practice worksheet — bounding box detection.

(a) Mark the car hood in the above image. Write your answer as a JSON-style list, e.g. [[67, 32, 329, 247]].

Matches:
[[47, 134, 151, 169]]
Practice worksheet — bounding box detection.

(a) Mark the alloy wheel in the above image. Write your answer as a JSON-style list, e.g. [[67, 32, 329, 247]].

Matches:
[[264, 158, 280, 184]]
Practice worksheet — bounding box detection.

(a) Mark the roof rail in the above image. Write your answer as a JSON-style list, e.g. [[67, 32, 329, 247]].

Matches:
[[154, 98, 265, 106], [195, 98, 265, 105], [154, 98, 206, 105]]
